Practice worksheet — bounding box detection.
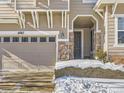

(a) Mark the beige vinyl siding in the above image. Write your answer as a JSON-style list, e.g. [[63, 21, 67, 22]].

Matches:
[[36, 0, 48, 10], [39, 12, 48, 29], [36, 0, 68, 10], [115, 4, 124, 14], [39, 12, 67, 39], [16, 0, 35, 9], [0, 4, 19, 23], [69, 0, 94, 29], [16, 0, 68, 10], [49, 0, 68, 10], [83, 28, 91, 57], [108, 6, 124, 55], [24, 12, 36, 31], [0, 12, 67, 39]]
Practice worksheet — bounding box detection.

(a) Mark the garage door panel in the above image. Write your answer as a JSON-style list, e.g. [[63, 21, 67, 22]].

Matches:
[[0, 43, 56, 69]]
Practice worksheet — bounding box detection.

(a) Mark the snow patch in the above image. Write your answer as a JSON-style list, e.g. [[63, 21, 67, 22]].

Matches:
[[56, 60, 124, 72], [55, 76, 124, 93]]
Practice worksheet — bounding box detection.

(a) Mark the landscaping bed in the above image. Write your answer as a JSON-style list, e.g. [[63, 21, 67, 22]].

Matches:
[[56, 67, 124, 79]]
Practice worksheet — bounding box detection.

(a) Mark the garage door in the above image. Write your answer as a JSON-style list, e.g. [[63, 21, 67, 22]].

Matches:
[[0, 36, 56, 69]]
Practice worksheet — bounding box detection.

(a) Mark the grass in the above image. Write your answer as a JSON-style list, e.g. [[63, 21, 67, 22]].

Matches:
[[56, 67, 124, 79]]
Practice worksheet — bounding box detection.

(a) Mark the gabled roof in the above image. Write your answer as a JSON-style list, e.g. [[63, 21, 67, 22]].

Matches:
[[94, 0, 124, 10]]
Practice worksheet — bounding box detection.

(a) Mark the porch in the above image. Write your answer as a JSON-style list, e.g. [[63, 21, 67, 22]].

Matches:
[[73, 15, 98, 59]]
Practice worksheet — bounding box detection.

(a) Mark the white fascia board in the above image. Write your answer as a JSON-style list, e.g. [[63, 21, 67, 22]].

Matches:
[[0, 31, 59, 36], [16, 9, 69, 12]]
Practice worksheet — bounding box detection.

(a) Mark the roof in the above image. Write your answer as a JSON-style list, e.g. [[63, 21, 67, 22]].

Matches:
[[94, 0, 124, 10]]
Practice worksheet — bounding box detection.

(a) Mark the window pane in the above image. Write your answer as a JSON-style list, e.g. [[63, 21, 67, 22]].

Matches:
[[118, 31, 124, 44], [0, 0, 10, 3], [22, 37, 28, 42], [40, 37, 46, 42], [83, 0, 98, 3], [31, 37, 37, 42], [4, 37, 10, 42], [49, 37, 55, 42], [0, 0, 9, 1], [118, 17, 124, 30], [13, 37, 19, 42]]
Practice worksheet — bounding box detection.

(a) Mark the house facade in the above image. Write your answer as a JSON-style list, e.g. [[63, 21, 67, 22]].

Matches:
[[0, 0, 123, 69]]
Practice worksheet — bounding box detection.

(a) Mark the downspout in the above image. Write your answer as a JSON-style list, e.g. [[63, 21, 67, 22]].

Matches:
[[104, 5, 109, 56]]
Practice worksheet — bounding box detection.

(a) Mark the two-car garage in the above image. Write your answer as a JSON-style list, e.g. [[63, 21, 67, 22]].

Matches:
[[0, 31, 59, 69]]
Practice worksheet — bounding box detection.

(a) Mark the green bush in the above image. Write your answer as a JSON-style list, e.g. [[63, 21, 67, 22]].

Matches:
[[95, 49, 107, 63]]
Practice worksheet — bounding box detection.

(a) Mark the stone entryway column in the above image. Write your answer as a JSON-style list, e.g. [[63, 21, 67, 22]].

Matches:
[[58, 32, 74, 61]]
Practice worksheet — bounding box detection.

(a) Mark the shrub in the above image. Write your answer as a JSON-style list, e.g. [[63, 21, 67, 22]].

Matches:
[[95, 49, 107, 63]]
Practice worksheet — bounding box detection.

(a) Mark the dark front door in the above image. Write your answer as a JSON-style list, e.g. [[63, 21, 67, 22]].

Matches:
[[74, 32, 82, 59]]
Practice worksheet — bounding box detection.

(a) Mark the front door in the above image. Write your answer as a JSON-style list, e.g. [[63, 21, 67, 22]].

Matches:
[[74, 32, 82, 59]]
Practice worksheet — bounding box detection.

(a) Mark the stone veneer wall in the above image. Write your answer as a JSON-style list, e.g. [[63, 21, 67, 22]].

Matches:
[[58, 32, 74, 61], [95, 32, 104, 50]]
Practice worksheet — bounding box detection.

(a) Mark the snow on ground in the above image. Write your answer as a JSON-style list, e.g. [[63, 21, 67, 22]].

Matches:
[[56, 60, 124, 72], [55, 60, 124, 93], [55, 76, 124, 93]]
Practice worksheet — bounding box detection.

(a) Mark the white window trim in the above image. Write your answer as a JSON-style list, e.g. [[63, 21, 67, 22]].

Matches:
[[82, 0, 98, 3], [114, 15, 124, 47]]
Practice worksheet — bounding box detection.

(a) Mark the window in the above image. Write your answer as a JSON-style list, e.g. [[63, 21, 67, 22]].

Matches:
[[22, 37, 28, 42], [40, 37, 46, 42], [49, 37, 56, 42], [31, 37, 37, 42], [4, 37, 10, 42], [0, 0, 10, 3], [0, 36, 56, 43], [83, 0, 98, 3], [117, 17, 124, 44], [13, 37, 19, 42]]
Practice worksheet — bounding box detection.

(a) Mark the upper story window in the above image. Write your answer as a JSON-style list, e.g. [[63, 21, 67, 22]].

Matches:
[[82, 0, 98, 3], [0, 0, 10, 3], [117, 17, 124, 44]]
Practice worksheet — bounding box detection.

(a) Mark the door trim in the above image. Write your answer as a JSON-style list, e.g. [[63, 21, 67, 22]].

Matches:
[[74, 29, 84, 59]]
